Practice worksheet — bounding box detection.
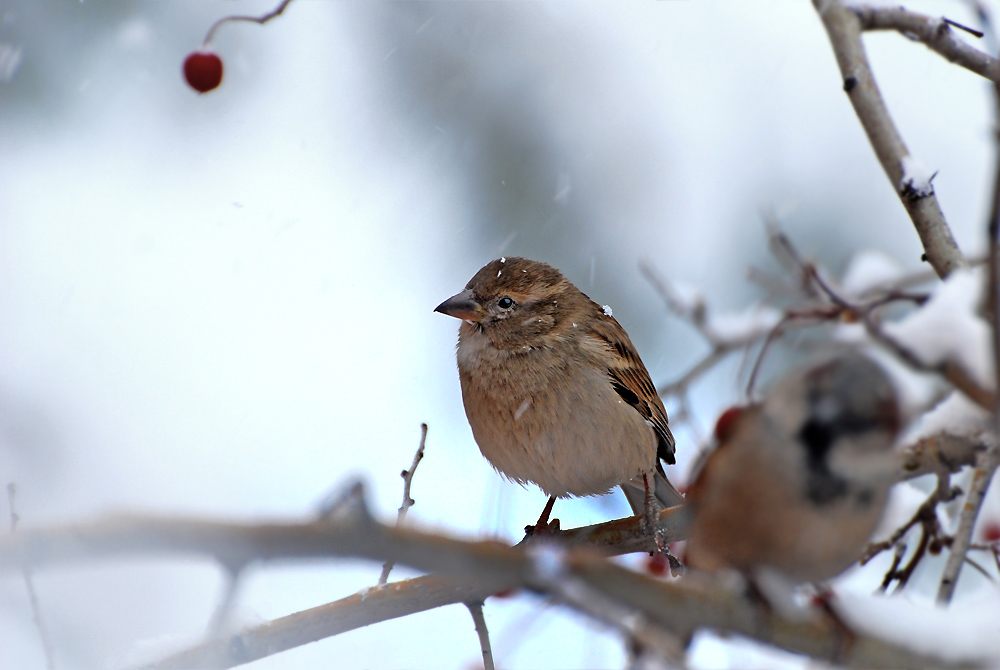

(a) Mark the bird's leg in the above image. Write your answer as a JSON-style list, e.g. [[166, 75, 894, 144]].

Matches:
[[641, 473, 661, 536], [742, 576, 775, 640], [811, 587, 856, 662], [525, 495, 560, 536]]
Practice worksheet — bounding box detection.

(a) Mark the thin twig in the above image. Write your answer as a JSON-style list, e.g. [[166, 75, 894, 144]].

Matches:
[[936, 439, 1000, 604], [861, 473, 962, 593], [814, 0, 966, 278], [465, 601, 495, 670], [7, 483, 56, 670], [203, 0, 296, 46], [962, 555, 995, 582], [640, 260, 783, 399], [206, 563, 246, 640], [379, 423, 428, 585]]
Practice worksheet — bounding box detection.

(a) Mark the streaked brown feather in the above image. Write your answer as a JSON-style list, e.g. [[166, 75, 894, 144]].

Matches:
[[584, 308, 676, 465]]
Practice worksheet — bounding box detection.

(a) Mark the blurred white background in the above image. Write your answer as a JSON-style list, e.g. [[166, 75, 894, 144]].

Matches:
[[0, 1, 996, 668]]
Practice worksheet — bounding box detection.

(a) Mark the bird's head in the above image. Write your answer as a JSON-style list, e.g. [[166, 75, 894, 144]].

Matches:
[[435, 257, 585, 349]]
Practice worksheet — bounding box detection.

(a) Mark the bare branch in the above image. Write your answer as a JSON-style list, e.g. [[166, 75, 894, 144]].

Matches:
[[7, 483, 56, 670], [0, 496, 974, 669], [813, 0, 966, 278], [465, 601, 495, 670], [136, 573, 489, 669], [379, 423, 428, 585], [851, 5, 1000, 81]]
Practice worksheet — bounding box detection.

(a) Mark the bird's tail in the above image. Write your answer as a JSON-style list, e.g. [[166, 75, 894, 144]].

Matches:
[[621, 466, 685, 516]]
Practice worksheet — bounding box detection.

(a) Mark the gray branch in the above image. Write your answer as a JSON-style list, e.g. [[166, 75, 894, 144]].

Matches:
[[813, 0, 966, 278]]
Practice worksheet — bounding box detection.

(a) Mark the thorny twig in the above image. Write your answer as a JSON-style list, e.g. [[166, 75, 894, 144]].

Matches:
[[465, 601, 495, 670], [0, 443, 985, 670], [7, 483, 56, 670], [379, 423, 428, 585]]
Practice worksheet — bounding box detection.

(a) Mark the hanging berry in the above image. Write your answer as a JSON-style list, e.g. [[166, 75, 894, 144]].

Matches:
[[183, 51, 223, 93], [182, 0, 295, 94]]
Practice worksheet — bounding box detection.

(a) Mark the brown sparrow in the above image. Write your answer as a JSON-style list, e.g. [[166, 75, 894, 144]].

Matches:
[[435, 257, 684, 530], [685, 354, 902, 586]]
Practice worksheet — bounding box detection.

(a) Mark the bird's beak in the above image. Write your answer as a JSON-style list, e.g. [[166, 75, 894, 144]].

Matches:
[[434, 289, 484, 322]]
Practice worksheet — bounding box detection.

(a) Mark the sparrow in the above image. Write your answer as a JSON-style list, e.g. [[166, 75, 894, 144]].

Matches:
[[685, 354, 902, 586], [435, 257, 684, 530]]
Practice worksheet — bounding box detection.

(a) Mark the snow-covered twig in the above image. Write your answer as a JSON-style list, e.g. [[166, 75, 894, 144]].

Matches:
[[771, 230, 996, 410], [465, 601, 495, 670], [850, 5, 1000, 81], [7, 483, 56, 670], [639, 260, 781, 400], [899, 432, 988, 481], [378, 423, 428, 585], [861, 474, 961, 593], [813, 0, 966, 279]]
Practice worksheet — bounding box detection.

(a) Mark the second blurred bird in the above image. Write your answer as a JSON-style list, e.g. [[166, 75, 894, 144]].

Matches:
[[685, 354, 902, 588], [435, 257, 684, 530]]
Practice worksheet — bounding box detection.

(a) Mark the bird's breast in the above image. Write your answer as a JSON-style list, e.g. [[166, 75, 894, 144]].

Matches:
[[454, 330, 657, 498]]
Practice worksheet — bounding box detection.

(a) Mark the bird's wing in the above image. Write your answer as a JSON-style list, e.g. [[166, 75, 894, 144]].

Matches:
[[584, 313, 676, 465]]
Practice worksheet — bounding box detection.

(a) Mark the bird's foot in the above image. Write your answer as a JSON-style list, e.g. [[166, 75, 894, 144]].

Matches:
[[524, 495, 560, 538], [524, 517, 561, 537]]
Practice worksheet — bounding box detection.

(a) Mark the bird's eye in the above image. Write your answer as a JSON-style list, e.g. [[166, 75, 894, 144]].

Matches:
[[497, 297, 514, 310]]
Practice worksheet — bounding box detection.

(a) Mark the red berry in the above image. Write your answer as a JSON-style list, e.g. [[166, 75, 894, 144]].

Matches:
[[645, 553, 668, 576], [982, 521, 1000, 543], [183, 51, 223, 93], [714, 406, 744, 442]]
